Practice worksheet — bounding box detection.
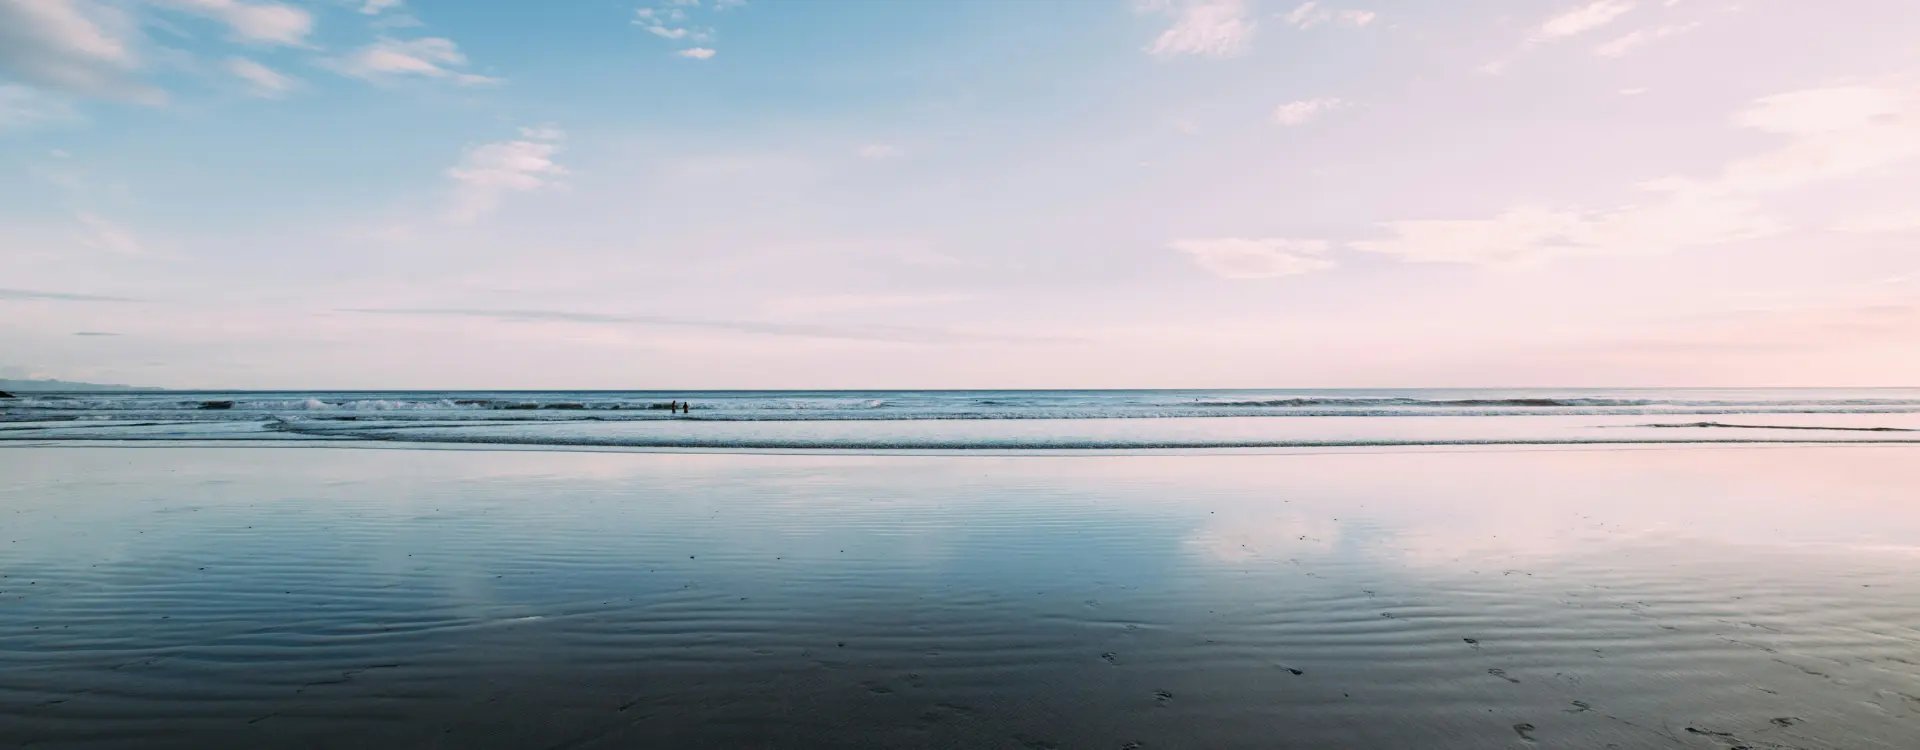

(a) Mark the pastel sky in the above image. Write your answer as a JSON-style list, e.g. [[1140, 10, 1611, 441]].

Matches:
[[3, 0, 1918, 389]]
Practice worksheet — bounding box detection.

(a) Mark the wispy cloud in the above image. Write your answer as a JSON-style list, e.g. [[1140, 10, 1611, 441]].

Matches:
[[0, 0, 162, 103], [1480, 0, 1641, 71], [1170, 238, 1335, 279], [1272, 97, 1344, 126], [1534, 0, 1635, 42], [330, 37, 500, 86], [158, 0, 313, 47], [445, 127, 568, 223], [341, 307, 1075, 345], [1279, 2, 1375, 30], [74, 212, 148, 256], [634, 1, 723, 56], [637, 17, 696, 40], [1142, 0, 1255, 59], [0, 288, 139, 302], [225, 56, 294, 97], [1349, 198, 1778, 265], [1660, 82, 1920, 194], [73, 331, 121, 336], [1594, 22, 1698, 58], [1349, 81, 1920, 265], [855, 143, 902, 159]]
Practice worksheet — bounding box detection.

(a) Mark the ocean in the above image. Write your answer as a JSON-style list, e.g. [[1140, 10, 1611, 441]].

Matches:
[[8, 395, 1920, 747], [6, 387, 1920, 450]]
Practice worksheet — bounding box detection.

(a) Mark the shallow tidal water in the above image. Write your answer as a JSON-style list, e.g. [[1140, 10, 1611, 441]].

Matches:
[[3, 445, 1919, 748]]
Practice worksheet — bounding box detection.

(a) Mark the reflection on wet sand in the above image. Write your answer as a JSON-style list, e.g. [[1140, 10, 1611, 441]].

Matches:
[[3, 446, 1918, 748]]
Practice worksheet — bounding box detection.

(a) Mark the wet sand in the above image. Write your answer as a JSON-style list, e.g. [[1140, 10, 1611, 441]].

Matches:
[[3, 445, 1919, 748]]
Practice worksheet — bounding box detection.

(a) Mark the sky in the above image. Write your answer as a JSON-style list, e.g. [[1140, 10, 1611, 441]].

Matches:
[[2, 0, 1918, 389]]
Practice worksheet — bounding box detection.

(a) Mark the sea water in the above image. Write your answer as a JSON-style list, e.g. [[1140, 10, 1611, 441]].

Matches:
[[6, 388, 1920, 450]]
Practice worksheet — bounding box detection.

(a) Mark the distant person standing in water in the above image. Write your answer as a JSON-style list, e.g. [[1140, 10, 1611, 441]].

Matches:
[[681, 401, 691, 414]]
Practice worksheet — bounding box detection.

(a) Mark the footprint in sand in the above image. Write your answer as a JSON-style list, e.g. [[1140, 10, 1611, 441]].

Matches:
[[1565, 700, 1591, 713], [1770, 717, 1801, 727], [1101, 652, 1119, 665], [1512, 723, 1537, 742], [1152, 690, 1174, 705], [1488, 668, 1521, 684]]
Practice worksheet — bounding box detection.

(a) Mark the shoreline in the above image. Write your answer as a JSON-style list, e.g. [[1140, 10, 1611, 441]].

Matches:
[[6, 436, 1920, 457]]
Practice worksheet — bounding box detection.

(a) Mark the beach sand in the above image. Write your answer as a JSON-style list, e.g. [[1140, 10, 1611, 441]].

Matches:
[[3, 445, 1918, 748]]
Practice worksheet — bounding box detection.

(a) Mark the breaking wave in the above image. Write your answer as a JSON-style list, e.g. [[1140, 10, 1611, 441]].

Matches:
[[9, 389, 1920, 450]]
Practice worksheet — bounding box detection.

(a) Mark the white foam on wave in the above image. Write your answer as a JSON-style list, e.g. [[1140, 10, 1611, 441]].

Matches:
[[11, 390, 1920, 434], [243, 398, 462, 411], [242, 412, 1920, 451]]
